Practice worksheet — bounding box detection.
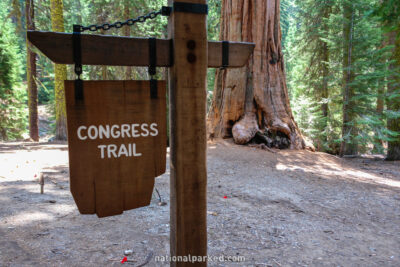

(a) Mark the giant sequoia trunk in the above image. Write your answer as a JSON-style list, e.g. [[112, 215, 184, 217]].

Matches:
[[207, 0, 307, 149]]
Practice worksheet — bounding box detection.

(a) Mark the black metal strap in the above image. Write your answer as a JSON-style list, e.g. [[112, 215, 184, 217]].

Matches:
[[148, 38, 157, 99], [150, 79, 158, 99], [221, 41, 229, 69], [74, 79, 83, 101], [161, 6, 172, 16], [173, 2, 208, 14], [73, 25, 83, 101], [148, 38, 156, 76]]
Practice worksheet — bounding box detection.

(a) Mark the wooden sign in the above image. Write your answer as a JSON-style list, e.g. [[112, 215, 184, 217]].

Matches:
[[65, 80, 166, 218], [28, 2, 255, 262]]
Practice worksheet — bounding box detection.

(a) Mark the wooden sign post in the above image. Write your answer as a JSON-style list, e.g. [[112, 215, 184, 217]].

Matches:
[[167, 0, 208, 263], [28, 1, 254, 265]]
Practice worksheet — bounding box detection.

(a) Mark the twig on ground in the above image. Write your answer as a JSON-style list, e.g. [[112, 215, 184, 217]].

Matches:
[[136, 251, 153, 267], [155, 188, 162, 202], [272, 259, 281, 266]]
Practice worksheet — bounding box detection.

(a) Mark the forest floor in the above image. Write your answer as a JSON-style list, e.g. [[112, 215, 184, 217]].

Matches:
[[1, 107, 400, 266]]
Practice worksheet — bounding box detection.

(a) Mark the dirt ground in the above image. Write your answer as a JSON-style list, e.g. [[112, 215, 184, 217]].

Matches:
[[0, 139, 399, 267]]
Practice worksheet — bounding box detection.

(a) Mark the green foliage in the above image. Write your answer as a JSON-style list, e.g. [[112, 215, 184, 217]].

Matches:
[[2, 0, 397, 155], [282, 0, 400, 155], [206, 1, 221, 103], [375, 0, 400, 28], [0, 0, 26, 140], [207, 0, 221, 41]]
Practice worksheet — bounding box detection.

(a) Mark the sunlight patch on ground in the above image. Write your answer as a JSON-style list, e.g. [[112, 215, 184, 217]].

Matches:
[[14, 183, 70, 196], [0, 145, 68, 182], [276, 162, 400, 189], [46, 203, 76, 214], [3, 211, 55, 226]]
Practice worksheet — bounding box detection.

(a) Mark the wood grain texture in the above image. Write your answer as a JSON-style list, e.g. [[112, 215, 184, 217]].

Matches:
[[27, 31, 254, 68], [208, 41, 254, 68], [30, 31, 171, 67], [168, 0, 208, 265], [65, 81, 166, 217]]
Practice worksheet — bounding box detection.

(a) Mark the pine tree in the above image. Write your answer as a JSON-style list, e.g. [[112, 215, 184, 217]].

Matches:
[[387, 29, 400, 160], [340, 1, 357, 156], [377, 0, 400, 160], [285, 0, 394, 155], [0, 0, 26, 140], [288, 0, 333, 151]]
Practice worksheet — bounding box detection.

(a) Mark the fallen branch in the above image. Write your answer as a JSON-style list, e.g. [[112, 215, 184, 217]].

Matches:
[[249, 143, 276, 153]]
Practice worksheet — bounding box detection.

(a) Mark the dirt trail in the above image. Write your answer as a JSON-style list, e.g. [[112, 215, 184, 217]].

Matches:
[[0, 140, 399, 266]]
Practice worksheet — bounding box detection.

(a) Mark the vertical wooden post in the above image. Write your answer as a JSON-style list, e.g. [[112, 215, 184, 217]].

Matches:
[[168, 0, 208, 265], [39, 173, 44, 194]]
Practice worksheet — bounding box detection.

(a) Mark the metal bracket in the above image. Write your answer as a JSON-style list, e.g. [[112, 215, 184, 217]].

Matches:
[[221, 41, 229, 69], [150, 79, 158, 99], [148, 38, 157, 76], [149, 38, 158, 99], [161, 6, 172, 16], [173, 2, 208, 15], [73, 25, 84, 101]]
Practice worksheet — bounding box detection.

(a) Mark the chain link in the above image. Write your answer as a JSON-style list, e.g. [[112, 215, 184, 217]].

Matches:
[[77, 9, 163, 33]]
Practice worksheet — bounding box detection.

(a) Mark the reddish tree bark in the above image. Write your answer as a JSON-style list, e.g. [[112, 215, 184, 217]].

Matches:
[[26, 0, 39, 141], [208, 0, 307, 149]]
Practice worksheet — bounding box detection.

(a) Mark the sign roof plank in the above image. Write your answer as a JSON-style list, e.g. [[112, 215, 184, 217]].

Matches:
[[27, 31, 254, 68]]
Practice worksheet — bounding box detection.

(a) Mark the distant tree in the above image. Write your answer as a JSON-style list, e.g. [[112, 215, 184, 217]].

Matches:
[[0, 0, 26, 140], [123, 0, 133, 80], [26, 0, 39, 141], [11, 0, 23, 34], [50, 0, 68, 140], [287, 0, 333, 152], [377, 0, 400, 160], [339, 1, 357, 156], [285, 0, 393, 155], [386, 29, 400, 160]]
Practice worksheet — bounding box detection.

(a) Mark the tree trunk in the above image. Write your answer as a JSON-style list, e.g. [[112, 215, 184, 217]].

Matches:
[[98, 9, 108, 80], [374, 38, 387, 152], [339, 3, 357, 157], [374, 82, 385, 150], [207, 0, 307, 149], [387, 29, 400, 160], [123, 1, 133, 80], [26, 0, 39, 141], [11, 0, 23, 34], [320, 40, 329, 145], [50, 0, 67, 140], [316, 19, 330, 151]]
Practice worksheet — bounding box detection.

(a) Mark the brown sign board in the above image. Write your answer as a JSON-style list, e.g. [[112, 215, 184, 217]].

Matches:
[[65, 80, 166, 218]]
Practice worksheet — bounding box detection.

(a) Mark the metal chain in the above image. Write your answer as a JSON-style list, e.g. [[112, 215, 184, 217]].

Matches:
[[72, 6, 171, 86], [76, 7, 170, 33]]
